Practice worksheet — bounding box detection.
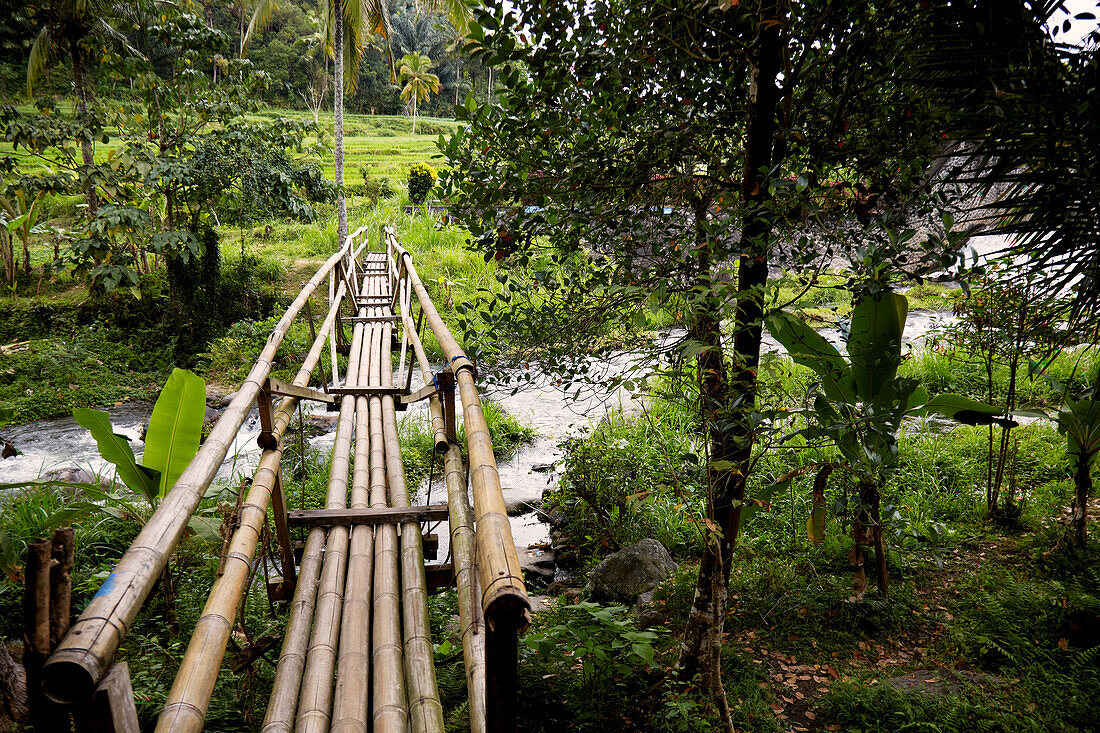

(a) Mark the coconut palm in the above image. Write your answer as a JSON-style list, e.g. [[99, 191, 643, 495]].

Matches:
[[25, 0, 141, 215], [322, 0, 392, 244], [398, 51, 441, 134]]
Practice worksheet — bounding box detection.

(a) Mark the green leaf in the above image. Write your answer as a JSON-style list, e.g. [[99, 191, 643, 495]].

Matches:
[[765, 312, 855, 403], [917, 393, 1013, 427], [73, 408, 159, 501], [848, 290, 907, 402], [187, 516, 223, 543], [142, 368, 206, 499]]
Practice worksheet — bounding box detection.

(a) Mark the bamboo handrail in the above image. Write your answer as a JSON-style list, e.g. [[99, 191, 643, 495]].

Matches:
[[154, 281, 348, 733], [42, 227, 367, 703], [394, 253, 486, 732], [384, 227, 530, 631]]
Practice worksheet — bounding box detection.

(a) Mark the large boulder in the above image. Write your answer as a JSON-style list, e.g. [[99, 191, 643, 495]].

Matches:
[[585, 538, 677, 602]]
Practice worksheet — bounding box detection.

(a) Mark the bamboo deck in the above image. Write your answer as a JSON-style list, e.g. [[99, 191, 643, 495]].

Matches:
[[41, 227, 530, 733]]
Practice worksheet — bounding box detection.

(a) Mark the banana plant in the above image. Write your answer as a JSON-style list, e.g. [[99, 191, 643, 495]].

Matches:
[[767, 288, 1008, 598], [43, 368, 219, 541], [1027, 365, 1100, 545]]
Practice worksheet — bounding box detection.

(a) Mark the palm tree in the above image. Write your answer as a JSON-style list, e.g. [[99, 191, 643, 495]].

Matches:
[[398, 51, 440, 134], [323, 0, 391, 245], [25, 1, 140, 215]]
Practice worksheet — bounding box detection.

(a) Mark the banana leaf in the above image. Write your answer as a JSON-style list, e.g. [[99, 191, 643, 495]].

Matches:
[[848, 291, 907, 402], [142, 368, 206, 499], [765, 312, 856, 404], [73, 408, 160, 503]]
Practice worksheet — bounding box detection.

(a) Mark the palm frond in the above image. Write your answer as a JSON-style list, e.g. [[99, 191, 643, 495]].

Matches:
[[27, 26, 51, 96], [421, 0, 475, 37], [242, 0, 280, 57]]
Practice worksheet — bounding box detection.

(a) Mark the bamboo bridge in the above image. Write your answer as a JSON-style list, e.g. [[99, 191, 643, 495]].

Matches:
[[38, 226, 531, 732]]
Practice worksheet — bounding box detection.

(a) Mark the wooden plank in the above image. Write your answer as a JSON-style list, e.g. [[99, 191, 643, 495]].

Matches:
[[325, 385, 405, 397], [425, 564, 455, 594], [72, 662, 140, 733], [343, 315, 400, 323], [288, 504, 449, 528], [401, 381, 439, 405], [265, 377, 337, 405]]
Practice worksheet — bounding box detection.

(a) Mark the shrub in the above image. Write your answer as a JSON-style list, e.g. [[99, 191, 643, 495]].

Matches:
[[408, 162, 438, 205], [360, 168, 397, 203]]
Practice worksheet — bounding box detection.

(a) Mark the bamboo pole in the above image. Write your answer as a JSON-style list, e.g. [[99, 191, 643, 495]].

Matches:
[[384, 228, 529, 627], [381, 314, 445, 733], [23, 539, 51, 729], [370, 251, 408, 733], [331, 260, 384, 733], [49, 528, 74, 652], [43, 229, 367, 703], [443, 444, 486, 733], [394, 256, 486, 731], [294, 321, 367, 733], [156, 284, 347, 733]]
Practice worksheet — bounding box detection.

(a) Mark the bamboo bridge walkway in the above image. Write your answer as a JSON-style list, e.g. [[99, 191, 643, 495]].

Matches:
[[38, 226, 531, 732]]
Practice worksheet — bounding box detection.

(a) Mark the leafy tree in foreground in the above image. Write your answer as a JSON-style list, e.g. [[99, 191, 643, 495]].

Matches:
[[443, 0, 956, 719]]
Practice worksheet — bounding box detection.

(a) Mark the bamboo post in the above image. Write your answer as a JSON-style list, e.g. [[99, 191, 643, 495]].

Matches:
[[256, 388, 297, 594], [23, 539, 53, 731], [43, 231, 366, 703], [49, 528, 74, 653], [156, 283, 348, 733], [381, 311, 445, 732]]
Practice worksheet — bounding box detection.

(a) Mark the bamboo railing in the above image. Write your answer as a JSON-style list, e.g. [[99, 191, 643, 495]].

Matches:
[[385, 226, 531, 731], [42, 224, 529, 733], [42, 227, 369, 704]]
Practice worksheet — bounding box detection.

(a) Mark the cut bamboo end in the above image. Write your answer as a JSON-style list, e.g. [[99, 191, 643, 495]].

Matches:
[[41, 656, 97, 703]]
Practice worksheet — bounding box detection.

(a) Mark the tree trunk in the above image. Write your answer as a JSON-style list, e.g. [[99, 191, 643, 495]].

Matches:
[[0, 642, 29, 731], [334, 5, 347, 246], [22, 233, 31, 279], [1, 229, 14, 295], [677, 0, 783, 682], [1073, 448, 1093, 545], [69, 38, 98, 217]]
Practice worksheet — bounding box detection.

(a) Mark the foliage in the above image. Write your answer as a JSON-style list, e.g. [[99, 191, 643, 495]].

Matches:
[[407, 162, 437, 205], [0, 8, 334, 294], [546, 406, 704, 563], [519, 601, 665, 728]]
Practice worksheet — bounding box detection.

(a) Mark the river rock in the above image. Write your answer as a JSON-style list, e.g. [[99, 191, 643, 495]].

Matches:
[[545, 579, 582, 601], [516, 545, 556, 582], [531, 462, 555, 473], [506, 498, 540, 516], [635, 590, 666, 629], [1, 440, 18, 459], [206, 386, 236, 409], [40, 465, 111, 489], [584, 538, 677, 602]]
